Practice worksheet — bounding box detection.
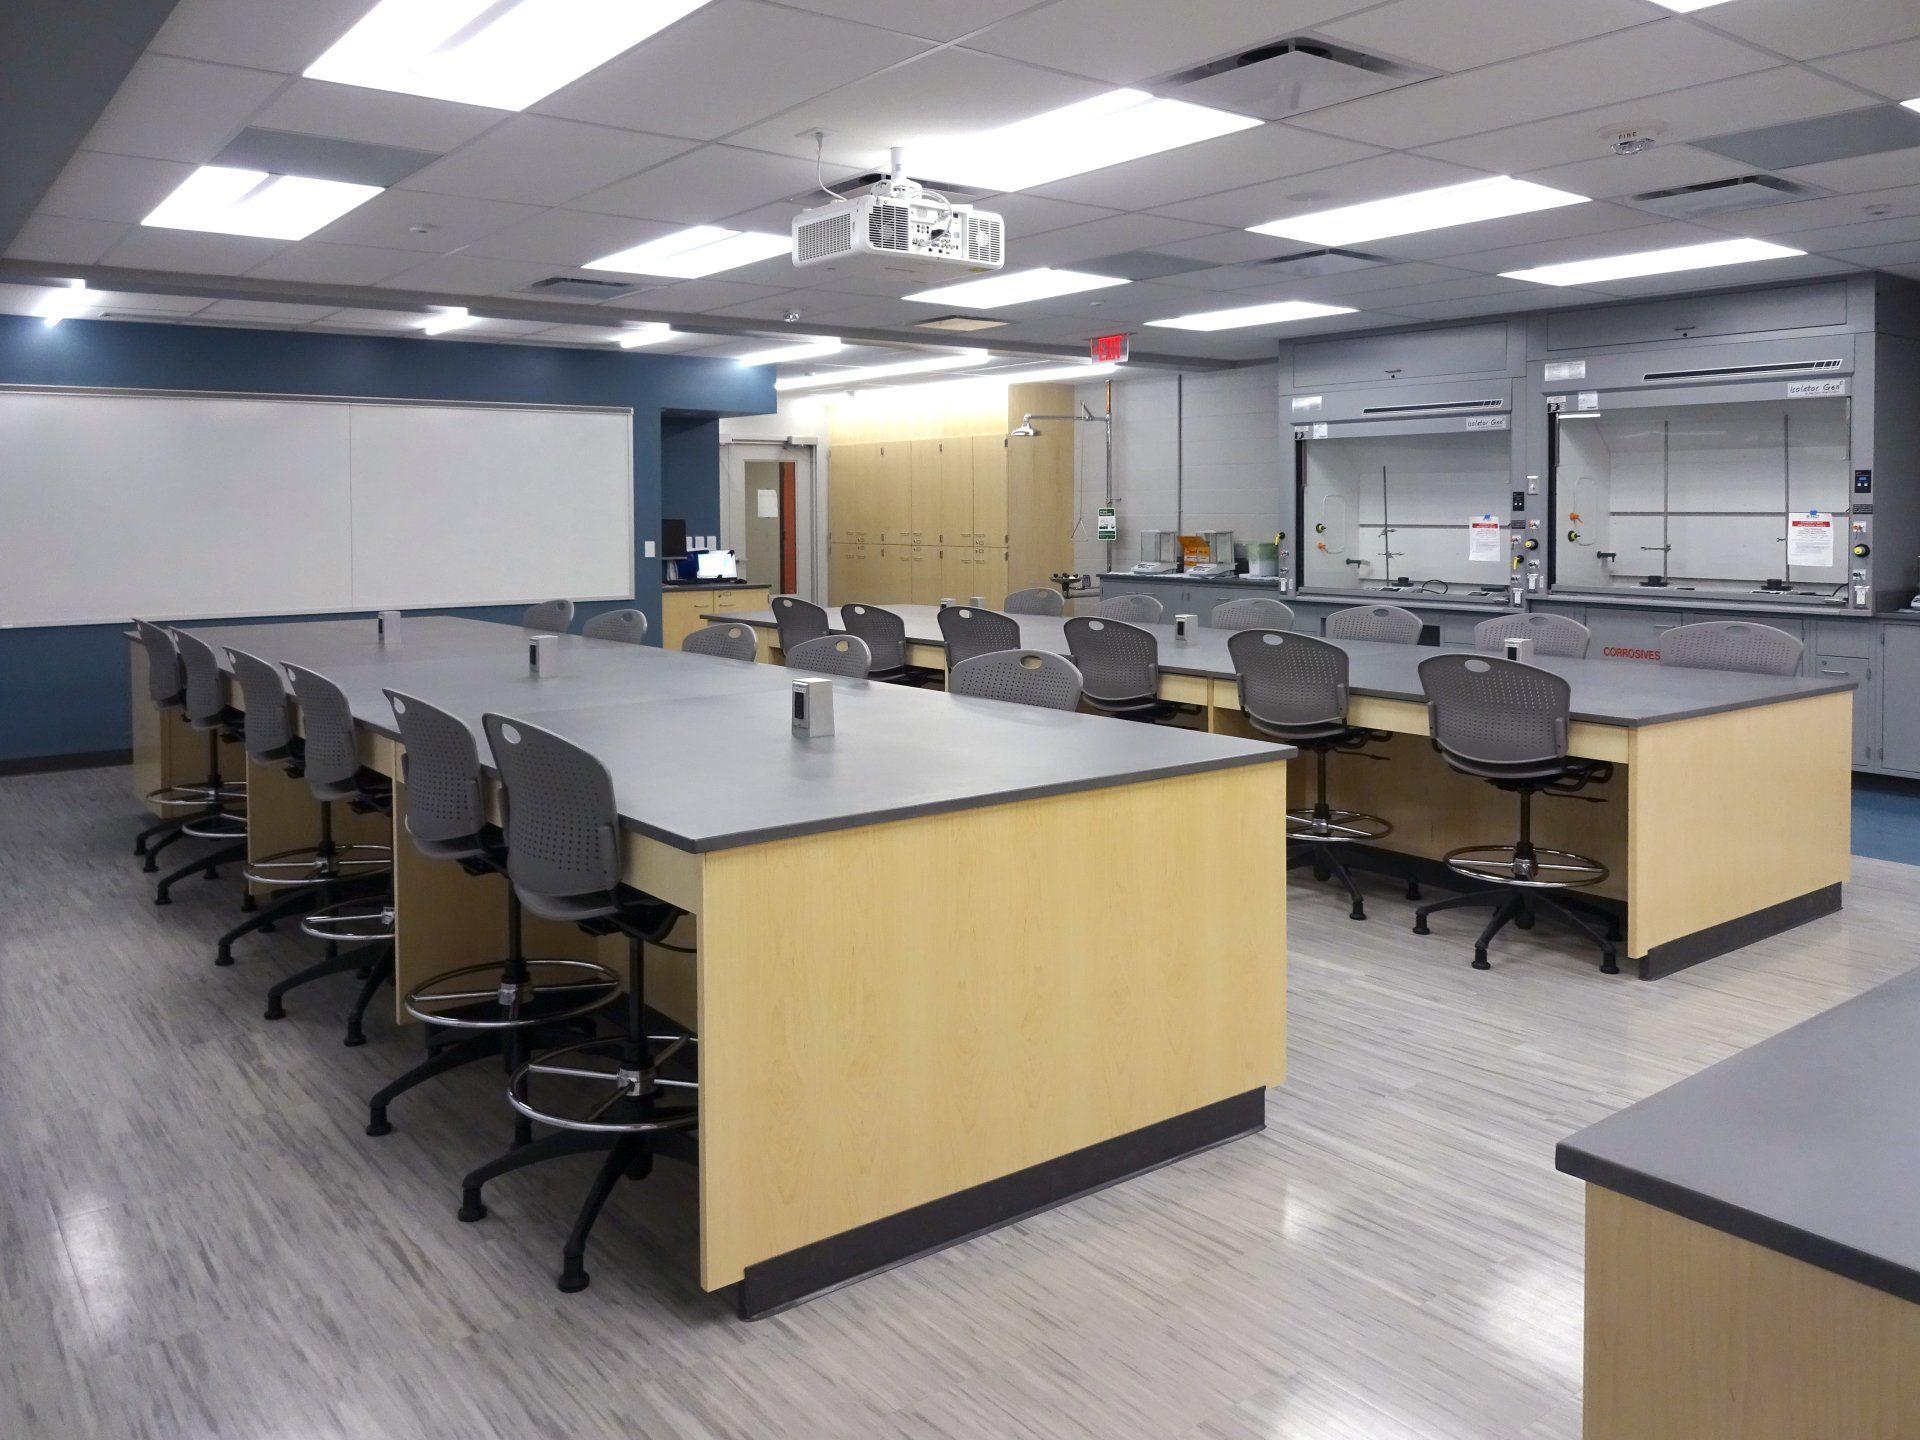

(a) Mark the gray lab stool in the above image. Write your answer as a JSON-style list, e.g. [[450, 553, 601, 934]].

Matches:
[[1228, 629, 1417, 921], [458, 715, 697, 1295], [1410, 653, 1620, 974], [365, 690, 619, 1141], [145, 627, 251, 904]]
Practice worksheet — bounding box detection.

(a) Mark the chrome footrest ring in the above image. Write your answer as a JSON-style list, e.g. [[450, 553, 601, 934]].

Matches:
[[1443, 844, 1608, 889], [300, 899, 396, 942], [507, 1037, 699, 1133], [1285, 807, 1392, 844], [181, 812, 248, 841], [146, 781, 246, 810], [404, 958, 620, 1030], [242, 843, 392, 888]]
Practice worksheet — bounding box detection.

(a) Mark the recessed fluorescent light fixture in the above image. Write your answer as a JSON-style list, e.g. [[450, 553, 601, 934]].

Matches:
[[420, 307, 477, 336], [306, 0, 715, 111], [1905, 98, 1920, 115], [142, 165, 381, 240], [1146, 299, 1357, 332], [903, 88, 1260, 193], [1649, 0, 1736, 10], [733, 338, 842, 366], [35, 280, 95, 327], [905, 268, 1129, 309], [615, 323, 676, 349], [1501, 237, 1805, 287], [990, 361, 1120, 386], [1249, 176, 1588, 246], [776, 349, 990, 392], [585, 226, 790, 279]]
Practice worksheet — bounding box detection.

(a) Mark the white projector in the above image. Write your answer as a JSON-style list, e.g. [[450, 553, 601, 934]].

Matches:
[[792, 165, 1003, 283]]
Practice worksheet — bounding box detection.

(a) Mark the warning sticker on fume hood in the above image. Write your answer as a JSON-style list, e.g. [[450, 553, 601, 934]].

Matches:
[[1469, 515, 1504, 564], [1788, 511, 1834, 567]]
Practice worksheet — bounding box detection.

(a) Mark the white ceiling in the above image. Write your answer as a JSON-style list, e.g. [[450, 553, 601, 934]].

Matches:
[[5, 0, 1920, 375]]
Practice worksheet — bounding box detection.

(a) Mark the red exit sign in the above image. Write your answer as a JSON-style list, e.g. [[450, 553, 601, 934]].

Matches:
[[1089, 332, 1130, 363]]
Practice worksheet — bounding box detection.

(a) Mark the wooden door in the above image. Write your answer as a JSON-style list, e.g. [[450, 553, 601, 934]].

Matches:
[[831, 444, 871, 543], [975, 547, 1009, 607], [909, 441, 941, 549], [941, 546, 973, 602], [909, 546, 943, 604], [971, 437, 1008, 548], [873, 443, 912, 544], [936, 438, 973, 547]]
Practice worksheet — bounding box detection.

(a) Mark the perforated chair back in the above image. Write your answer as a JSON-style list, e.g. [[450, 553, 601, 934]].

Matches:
[[1474, 612, 1591, 659], [1326, 604, 1423, 645], [136, 620, 185, 707], [949, 649, 1083, 711], [787, 633, 872, 679], [227, 649, 298, 764], [385, 690, 487, 860], [581, 608, 648, 645], [1002, 587, 1064, 617], [1658, 620, 1803, 676], [520, 599, 575, 632], [1064, 616, 1160, 705], [175, 631, 227, 730], [1228, 630, 1349, 739], [1096, 592, 1164, 623], [840, 603, 908, 671], [285, 664, 362, 801], [481, 714, 621, 918], [1210, 597, 1295, 632], [682, 623, 758, 662], [1418, 653, 1570, 776], [772, 594, 830, 651], [938, 605, 1021, 669]]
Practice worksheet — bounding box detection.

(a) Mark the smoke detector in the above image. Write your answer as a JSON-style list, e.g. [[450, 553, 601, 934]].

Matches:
[[1603, 123, 1665, 157]]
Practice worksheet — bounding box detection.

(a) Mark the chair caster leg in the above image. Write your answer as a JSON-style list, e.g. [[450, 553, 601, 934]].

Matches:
[[1472, 948, 1491, 970], [215, 946, 235, 967], [1515, 912, 1535, 931], [457, 1189, 487, 1223], [142, 856, 160, 873], [263, 1001, 286, 1020], [1405, 879, 1422, 900], [1412, 918, 1430, 935], [343, 1021, 366, 1048], [154, 891, 172, 906], [557, 1263, 589, 1294], [365, 1105, 393, 1138], [240, 893, 258, 913], [1349, 901, 1366, 922], [1601, 953, 1621, 976]]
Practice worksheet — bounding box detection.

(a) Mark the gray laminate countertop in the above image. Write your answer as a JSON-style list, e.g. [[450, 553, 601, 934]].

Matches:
[[1535, 590, 1856, 619], [1098, 571, 1284, 589], [1557, 965, 1920, 1308], [717, 604, 1853, 727], [174, 617, 1290, 853]]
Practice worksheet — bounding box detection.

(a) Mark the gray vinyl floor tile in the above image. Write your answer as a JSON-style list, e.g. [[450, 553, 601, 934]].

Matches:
[[3, 764, 1913, 1440]]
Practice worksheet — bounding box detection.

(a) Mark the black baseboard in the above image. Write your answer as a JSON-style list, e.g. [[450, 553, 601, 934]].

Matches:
[[1637, 883, 1842, 980], [736, 1087, 1266, 1320], [0, 749, 131, 777]]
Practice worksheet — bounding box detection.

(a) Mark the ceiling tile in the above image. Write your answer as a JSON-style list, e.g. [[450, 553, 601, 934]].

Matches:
[[374, 254, 558, 296], [36, 151, 197, 224], [1810, 39, 1920, 102], [456, 209, 664, 267], [3, 215, 133, 266], [308, 189, 544, 251], [1729, 183, 1920, 236], [721, 49, 1109, 169], [1758, 212, 1920, 254], [1781, 149, 1920, 195], [1430, 218, 1741, 275], [571, 145, 820, 223], [249, 80, 508, 154], [772, 0, 1041, 43], [963, 0, 1365, 85], [1013, 215, 1225, 267], [1027, 125, 1382, 212], [90, 289, 217, 315], [1291, 21, 1777, 149], [1149, 230, 1317, 266], [246, 241, 424, 285], [1576, 252, 1860, 298], [80, 55, 288, 164], [1318, 0, 1658, 72], [986, 194, 1123, 239], [1694, 0, 1920, 62], [1417, 68, 1877, 177], [605, 278, 789, 314], [100, 227, 288, 275], [536, 1, 929, 142], [312, 307, 434, 332], [1349, 197, 1660, 265], [1155, 151, 1485, 229], [1832, 239, 1920, 267], [148, 0, 372, 74], [1520, 145, 1753, 202], [1381, 288, 1612, 319], [400, 118, 692, 207]]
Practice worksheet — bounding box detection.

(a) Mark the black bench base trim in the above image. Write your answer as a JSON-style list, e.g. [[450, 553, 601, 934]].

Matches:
[[736, 1087, 1266, 1320], [1636, 882, 1841, 980], [0, 748, 132, 777]]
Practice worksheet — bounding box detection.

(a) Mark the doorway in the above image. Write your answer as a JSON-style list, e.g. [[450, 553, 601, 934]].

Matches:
[[722, 440, 817, 598]]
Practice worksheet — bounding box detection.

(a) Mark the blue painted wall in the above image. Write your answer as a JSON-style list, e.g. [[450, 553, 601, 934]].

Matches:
[[0, 313, 774, 765]]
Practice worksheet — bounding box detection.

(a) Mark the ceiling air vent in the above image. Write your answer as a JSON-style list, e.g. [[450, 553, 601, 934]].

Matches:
[[914, 314, 1008, 333], [523, 276, 640, 300], [1629, 175, 1822, 219], [1642, 357, 1845, 383], [1360, 398, 1506, 416], [1256, 248, 1390, 276], [1161, 39, 1430, 120]]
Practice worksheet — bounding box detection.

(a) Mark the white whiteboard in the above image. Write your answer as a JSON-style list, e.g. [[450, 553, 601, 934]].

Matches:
[[0, 389, 633, 628]]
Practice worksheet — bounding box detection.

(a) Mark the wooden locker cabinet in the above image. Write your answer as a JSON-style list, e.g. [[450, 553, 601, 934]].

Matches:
[[909, 545, 943, 604], [830, 444, 867, 542], [972, 437, 1008, 547], [936, 439, 972, 545], [872, 443, 912, 544]]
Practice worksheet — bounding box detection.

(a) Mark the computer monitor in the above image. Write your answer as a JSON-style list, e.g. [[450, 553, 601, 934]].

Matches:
[[696, 550, 738, 581], [661, 517, 687, 558]]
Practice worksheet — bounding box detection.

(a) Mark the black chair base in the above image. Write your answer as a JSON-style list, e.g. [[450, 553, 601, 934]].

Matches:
[[153, 839, 246, 904], [1412, 886, 1620, 974], [262, 938, 394, 1045], [215, 871, 388, 965], [1287, 841, 1420, 921], [364, 1016, 599, 1138]]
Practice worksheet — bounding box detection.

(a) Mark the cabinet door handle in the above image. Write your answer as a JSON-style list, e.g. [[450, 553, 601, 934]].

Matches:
[[1819, 665, 1852, 676]]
